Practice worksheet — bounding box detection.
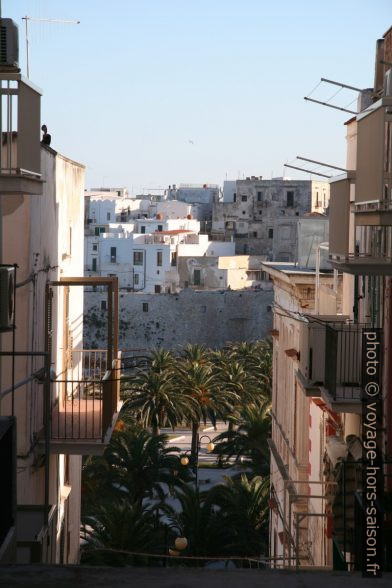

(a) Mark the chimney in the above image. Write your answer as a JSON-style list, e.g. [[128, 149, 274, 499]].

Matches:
[[374, 38, 385, 95]]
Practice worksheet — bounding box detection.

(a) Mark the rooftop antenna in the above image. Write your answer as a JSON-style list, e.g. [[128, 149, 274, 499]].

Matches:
[[304, 77, 362, 115], [22, 16, 80, 78]]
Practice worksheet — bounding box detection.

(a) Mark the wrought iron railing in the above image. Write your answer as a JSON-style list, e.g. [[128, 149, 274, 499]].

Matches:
[[50, 350, 120, 443]]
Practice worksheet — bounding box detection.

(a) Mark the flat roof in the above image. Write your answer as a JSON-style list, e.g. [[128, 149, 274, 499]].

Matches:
[[261, 262, 331, 275], [260, 262, 333, 285], [153, 230, 194, 235]]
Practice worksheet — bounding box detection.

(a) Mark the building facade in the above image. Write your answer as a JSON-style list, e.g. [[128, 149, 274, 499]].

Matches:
[[212, 177, 329, 257], [85, 205, 235, 293], [266, 25, 392, 571], [0, 32, 120, 565]]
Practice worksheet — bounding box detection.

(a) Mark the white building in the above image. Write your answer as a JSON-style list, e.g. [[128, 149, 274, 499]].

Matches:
[[85, 190, 193, 225], [85, 215, 235, 293]]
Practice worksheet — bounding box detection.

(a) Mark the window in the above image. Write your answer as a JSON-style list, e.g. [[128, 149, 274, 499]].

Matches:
[[95, 227, 105, 236], [233, 193, 237, 202], [142, 302, 148, 312], [253, 231, 258, 238], [287, 191, 294, 207], [141, 226, 146, 234], [155, 285, 161, 293], [157, 251, 163, 266], [92, 258, 97, 271], [110, 247, 116, 263], [93, 244, 98, 251], [101, 300, 107, 310], [107, 212, 111, 221], [157, 225, 163, 232], [241, 195, 247, 202], [242, 211, 246, 214], [134, 273, 139, 285], [194, 269, 201, 285], [257, 191, 263, 201], [133, 251, 144, 265], [171, 252, 177, 266], [268, 228, 273, 239]]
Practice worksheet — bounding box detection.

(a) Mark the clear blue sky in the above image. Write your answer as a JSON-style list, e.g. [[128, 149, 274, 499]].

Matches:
[[3, 0, 391, 194]]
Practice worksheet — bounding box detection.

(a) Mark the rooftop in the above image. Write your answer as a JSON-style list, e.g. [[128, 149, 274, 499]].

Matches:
[[153, 229, 194, 235], [261, 262, 332, 275]]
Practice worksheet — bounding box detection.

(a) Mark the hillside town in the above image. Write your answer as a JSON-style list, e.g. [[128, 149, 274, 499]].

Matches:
[[0, 6, 391, 587]]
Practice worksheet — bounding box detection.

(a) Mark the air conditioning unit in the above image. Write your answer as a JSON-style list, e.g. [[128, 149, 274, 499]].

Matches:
[[0, 19, 19, 68], [0, 267, 15, 331]]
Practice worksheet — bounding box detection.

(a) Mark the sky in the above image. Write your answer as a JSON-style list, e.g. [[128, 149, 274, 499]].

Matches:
[[3, 0, 391, 195]]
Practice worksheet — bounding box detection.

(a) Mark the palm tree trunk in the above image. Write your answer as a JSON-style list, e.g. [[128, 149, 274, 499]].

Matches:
[[152, 418, 160, 436], [191, 421, 199, 460]]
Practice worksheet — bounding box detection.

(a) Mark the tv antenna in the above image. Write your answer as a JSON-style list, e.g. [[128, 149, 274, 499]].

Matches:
[[21, 16, 80, 78]]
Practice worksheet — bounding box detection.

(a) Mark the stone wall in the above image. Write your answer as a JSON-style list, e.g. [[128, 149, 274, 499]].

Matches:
[[84, 288, 273, 350]]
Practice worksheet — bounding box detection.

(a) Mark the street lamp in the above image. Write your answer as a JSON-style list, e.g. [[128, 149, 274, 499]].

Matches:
[[180, 451, 190, 466], [165, 524, 188, 564], [180, 436, 215, 486], [195, 435, 215, 487]]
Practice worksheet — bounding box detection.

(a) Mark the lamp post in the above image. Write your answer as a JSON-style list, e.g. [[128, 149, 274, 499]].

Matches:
[[180, 435, 215, 486], [195, 435, 215, 486]]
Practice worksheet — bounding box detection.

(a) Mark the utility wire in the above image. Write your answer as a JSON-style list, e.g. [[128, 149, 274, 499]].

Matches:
[[306, 80, 322, 98], [324, 86, 343, 104]]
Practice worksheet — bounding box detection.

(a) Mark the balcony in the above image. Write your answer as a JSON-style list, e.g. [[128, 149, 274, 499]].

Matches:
[[46, 350, 122, 455], [329, 253, 392, 276], [297, 318, 364, 412], [354, 200, 392, 227], [0, 74, 43, 196]]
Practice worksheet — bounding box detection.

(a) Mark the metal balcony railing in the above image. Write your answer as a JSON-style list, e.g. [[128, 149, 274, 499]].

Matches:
[[50, 350, 121, 446]]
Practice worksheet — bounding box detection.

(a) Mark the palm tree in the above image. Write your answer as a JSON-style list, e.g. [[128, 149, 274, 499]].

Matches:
[[176, 361, 238, 458], [122, 368, 196, 435], [149, 348, 177, 374], [213, 399, 271, 476], [82, 427, 192, 511], [81, 501, 162, 566], [82, 453, 114, 515], [180, 343, 211, 367], [162, 483, 224, 561], [213, 357, 259, 431], [207, 474, 270, 557], [226, 339, 272, 400], [104, 428, 192, 506]]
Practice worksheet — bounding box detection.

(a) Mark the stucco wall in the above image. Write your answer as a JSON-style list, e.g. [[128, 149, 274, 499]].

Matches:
[[84, 288, 273, 350], [1, 145, 85, 564]]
